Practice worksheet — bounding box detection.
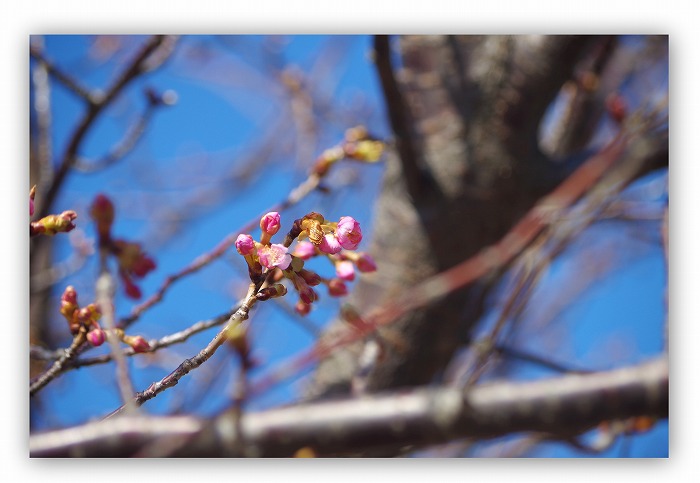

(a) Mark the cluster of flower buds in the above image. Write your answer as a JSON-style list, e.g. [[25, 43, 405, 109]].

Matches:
[[312, 126, 385, 177], [90, 194, 156, 299], [29, 186, 78, 237], [58, 285, 151, 352], [60, 285, 104, 345], [235, 211, 377, 316]]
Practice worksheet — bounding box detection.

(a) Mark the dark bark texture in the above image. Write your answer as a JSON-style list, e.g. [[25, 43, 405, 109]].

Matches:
[[309, 35, 600, 397]]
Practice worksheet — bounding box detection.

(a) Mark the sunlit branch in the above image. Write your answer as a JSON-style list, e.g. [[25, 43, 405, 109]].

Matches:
[[30, 357, 668, 457]]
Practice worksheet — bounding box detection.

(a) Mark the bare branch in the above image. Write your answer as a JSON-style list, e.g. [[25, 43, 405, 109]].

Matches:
[[30, 357, 667, 457]]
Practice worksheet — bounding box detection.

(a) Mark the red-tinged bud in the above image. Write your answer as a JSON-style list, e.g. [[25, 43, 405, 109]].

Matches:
[[87, 328, 106, 347], [120, 271, 142, 299], [114, 240, 156, 279], [90, 194, 115, 240], [30, 186, 36, 217], [335, 260, 355, 281], [74, 306, 92, 324], [255, 283, 288, 301], [606, 93, 627, 124], [327, 278, 349, 297], [59, 286, 79, 325], [355, 252, 377, 273], [131, 254, 156, 277], [31, 211, 78, 236], [295, 300, 312, 316], [298, 269, 322, 287], [124, 334, 150, 353], [293, 273, 317, 305]]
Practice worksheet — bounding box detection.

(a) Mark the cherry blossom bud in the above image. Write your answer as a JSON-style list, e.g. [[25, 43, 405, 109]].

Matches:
[[293, 273, 317, 304], [258, 243, 292, 270], [30, 186, 36, 216], [318, 233, 342, 254], [328, 278, 349, 297], [335, 260, 355, 281], [60, 286, 79, 323], [295, 300, 312, 316], [260, 212, 281, 236], [87, 328, 106, 347], [255, 284, 288, 301], [335, 216, 362, 250], [90, 194, 115, 240], [292, 241, 316, 260], [235, 234, 256, 256], [31, 211, 78, 236], [260, 212, 281, 245], [124, 335, 150, 353], [355, 253, 377, 273], [121, 273, 142, 299]]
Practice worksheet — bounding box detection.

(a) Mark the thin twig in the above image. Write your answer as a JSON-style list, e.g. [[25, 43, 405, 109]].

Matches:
[[30, 329, 87, 396], [36, 35, 175, 219], [30, 44, 94, 102], [96, 271, 138, 413]]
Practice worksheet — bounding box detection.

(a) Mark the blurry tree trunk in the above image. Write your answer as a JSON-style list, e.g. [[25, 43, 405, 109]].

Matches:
[[309, 35, 600, 397]]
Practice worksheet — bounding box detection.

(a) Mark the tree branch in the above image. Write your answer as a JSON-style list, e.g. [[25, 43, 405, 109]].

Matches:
[[30, 357, 667, 457]]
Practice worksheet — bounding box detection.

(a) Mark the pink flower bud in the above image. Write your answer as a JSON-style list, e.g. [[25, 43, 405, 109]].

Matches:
[[87, 328, 105, 347], [292, 241, 316, 260], [30, 187, 35, 216], [125, 335, 150, 353], [235, 234, 256, 256], [295, 300, 312, 316], [318, 233, 342, 254], [90, 194, 115, 240], [120, 272, 142, 299], [299, 269, 322, 286], [336, 216, 362, 250], [258, 243, 292, 270], [355, 253, 377, 273], [335, 260, 355, 281], [293, 273, 317, 304], [327, 278, 349, 297], [260, 212, 281, 236]]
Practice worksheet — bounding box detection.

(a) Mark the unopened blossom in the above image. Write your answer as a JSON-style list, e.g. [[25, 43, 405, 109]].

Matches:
[[293, 273, 317, 305], [31, 211, 78, 236], [59, 286, 78, 322], [335, 260, 355, 281], [318, 233, 342, 255], [87, 328, 106, 347], [258, 243, 292, 270], [292, 241, 316, 260], [336, 216, 362, 250], [260, 212, 281, 245], [235, 234, 256, 256], [295, 300, 312, 316], [260, 212, 281, 236], [120, 271, 142, 299], [355, 253, 377, 273], [30, 186, 36, 216], [124, 335, 150, 353], [90, 194, 115, 240], [298, 269, 322, 287], [114, 240, 156, 279], [327, 278, 349, 297]]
